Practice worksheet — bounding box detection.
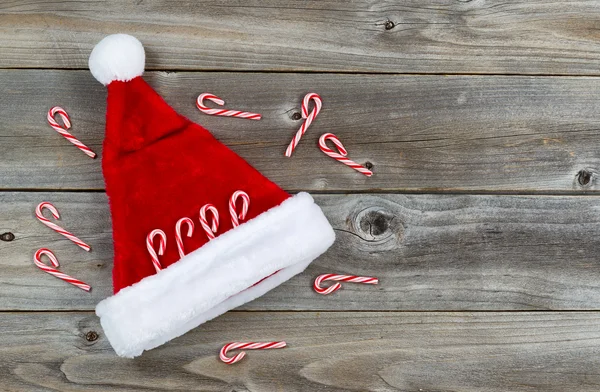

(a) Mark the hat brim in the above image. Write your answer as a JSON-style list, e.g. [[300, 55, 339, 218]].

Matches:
[[96, 192, 335, 358]]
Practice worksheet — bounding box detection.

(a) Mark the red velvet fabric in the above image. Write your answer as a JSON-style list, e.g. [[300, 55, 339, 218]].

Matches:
[[103, 77, 290, 293]]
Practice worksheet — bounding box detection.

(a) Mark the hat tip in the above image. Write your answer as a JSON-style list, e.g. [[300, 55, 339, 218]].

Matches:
[[89, 34, 145, 86]]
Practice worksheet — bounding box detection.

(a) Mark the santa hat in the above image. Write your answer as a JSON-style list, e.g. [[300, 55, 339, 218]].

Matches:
[[89, 34, 335, 358]]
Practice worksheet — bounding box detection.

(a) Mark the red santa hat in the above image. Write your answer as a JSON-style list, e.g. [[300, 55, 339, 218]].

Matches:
[[89, 34, 335, 358]]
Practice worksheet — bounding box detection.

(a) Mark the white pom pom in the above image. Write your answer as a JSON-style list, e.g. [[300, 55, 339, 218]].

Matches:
[[89, 34, 145, 86]]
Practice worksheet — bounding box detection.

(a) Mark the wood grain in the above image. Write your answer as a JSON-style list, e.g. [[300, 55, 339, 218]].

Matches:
[[2, 70, 600, 192], [2, 1, 600, 75], [2, 311, 600, 391], [3, 191, 600, 311]]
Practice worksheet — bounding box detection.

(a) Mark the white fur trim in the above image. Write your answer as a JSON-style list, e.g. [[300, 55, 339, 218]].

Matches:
[[96, 192, 335, 358], [89, 34, 145, 86]]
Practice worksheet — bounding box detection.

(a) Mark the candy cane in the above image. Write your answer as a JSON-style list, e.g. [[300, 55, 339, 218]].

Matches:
[[219, 341, 287, 365], [196, 93, 261, 120], [146, 229, 167, 273], [229, 191, 250, 228], [35, 202, 91, 252], [285, 93, 322, 157], [313, 274, 378, 295], [175, 217, 195, 259], [33, 248, 91, 292], [199, 204, 219, 240], [47, 106, 96, 158], [318, 133, 373, 177]]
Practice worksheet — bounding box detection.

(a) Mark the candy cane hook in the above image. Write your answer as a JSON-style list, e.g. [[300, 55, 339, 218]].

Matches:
[[175, 217, 195, 259], [35, 202, 91, 252], [219, 341, 287, 365], [199, 204, 219, 240], [318, 133, 373, 177], [147, 229, 167, 273], [47, 106, 96, 158], [33, 248, 91, 292], [285, 93, 322, 157], [229, 191, 250, 228], [314, 274, 378, 295], [196, 93, 261, 120]]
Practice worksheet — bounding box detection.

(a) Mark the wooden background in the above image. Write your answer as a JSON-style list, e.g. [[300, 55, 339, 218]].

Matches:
[[2, 1, 600, 390]]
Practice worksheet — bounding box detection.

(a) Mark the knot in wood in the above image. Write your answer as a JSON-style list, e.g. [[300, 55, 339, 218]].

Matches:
[[384, 20, 395, 30], [353, 206, 402, 245], [360, 210, 391, 236], [291, 112, 302, 120], [577, 169, 593, 186], [85, 331, 99, 342], [0, 232, 15, 242]]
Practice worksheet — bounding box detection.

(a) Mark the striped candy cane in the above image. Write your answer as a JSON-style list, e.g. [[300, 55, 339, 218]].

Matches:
[[285, 93, 322, 157], [196, 93, 261, 120], [47, 106, 96, 158], [318, 133, 373, 177], [147, 229, 167, 273], [219, 341, 287, 365], [229, 191, 250, 228], [199, 204, 219, 240], [33, 248, 91, 292], [175, 217, 195, 259], [313, 274, 378, 295], [35, 202, 91, 252]]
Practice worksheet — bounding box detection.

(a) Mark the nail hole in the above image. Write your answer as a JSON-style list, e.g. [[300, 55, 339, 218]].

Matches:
[[384, 20, 395, 30], [0, 232, 15, 242], [291, 112, 302, 121], [578, 169, 592, 186], [85, 331, 99, 342], [365, 161, 374, 170]]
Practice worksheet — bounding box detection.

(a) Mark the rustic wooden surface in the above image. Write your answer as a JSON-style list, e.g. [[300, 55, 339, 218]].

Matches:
[[3, 71, 600, 192], [3, 311, 600, 392], [2, 1, 600, 390], [3, 192, 600, 311], [3, 1, 600, 75]]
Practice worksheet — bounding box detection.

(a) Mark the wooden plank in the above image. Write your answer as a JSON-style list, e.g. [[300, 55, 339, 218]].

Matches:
[[2, 1, 600, 75], [2, 311, 600, 391], [3, 191, 600, 311], [2, 70, 600, 192]]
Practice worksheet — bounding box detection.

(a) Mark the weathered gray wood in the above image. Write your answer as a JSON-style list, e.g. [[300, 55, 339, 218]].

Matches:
[[0, 192, 114, 308], [2, 1, 600, 75], [3, 191, 600, 311], [2, 70, 600, 192], [2, 311, 600, 391]]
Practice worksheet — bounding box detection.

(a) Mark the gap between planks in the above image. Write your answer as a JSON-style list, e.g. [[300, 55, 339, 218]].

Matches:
[[5, 68, 600, 78]]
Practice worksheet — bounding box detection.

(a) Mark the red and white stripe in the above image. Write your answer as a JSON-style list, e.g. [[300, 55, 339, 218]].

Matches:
[[47, 106, 96, 158], [313, 274, 378, 295], [35, 202, 91, 252], [33, 248, 91, 292], [285, 93, 322, 157], [175, 217, 195, 259], [219, 341, 287, 365], [146, 229, 167, 273], [318, 133, 373, 177], [196, 93, 261, 120], [229, 191, 250, 228], [199, 204, 219, 240]]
